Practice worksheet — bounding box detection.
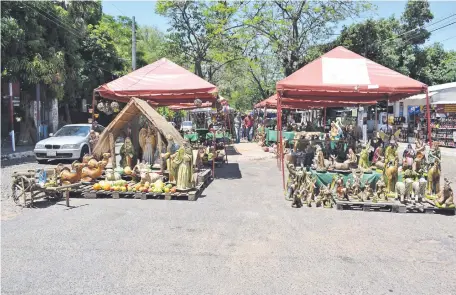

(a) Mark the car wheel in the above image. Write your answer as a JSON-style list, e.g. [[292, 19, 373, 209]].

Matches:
[[80, 145, 89, 161], [37, 159, 48, 164]]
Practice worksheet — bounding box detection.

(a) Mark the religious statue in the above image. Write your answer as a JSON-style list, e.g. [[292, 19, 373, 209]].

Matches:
[[120, 137, 135, 168], [345, 148, 358, 168], [316, 185, 333, 208], [285, 161, 306, 201], [139, 126, 156, 164], [372, 145, 384, 164], [88, 130, 99, 152], [414, 136, 426, 171], [402, 144, 415, 171], [161, 135, 179, 181], [170, 141, 194, 190], [350, 169, 363, 200], [330, 122, 339, 140], [427, 142, 441, 170], [375, 175, 387, 202], [384, 142, 398, 164], [359, 142, 372, 173]]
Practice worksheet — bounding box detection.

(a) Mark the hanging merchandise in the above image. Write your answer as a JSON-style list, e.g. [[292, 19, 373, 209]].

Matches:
[[111, 101, 120, 113], [194, 98, 202, 107], [97, 101, 105, 112]]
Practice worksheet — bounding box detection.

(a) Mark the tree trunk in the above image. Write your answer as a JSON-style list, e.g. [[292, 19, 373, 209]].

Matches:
[[194, 59, 203, 78], [17, 100, 37, 145], [64, 102, 72, 124]]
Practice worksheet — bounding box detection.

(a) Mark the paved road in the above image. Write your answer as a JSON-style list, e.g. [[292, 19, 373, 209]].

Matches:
[[2, 145, 456, 295]]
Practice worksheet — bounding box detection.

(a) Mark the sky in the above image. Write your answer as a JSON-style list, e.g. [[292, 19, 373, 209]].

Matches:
[[102, 0, 456, 51]]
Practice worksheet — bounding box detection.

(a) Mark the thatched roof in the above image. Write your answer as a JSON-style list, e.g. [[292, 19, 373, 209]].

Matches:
[[92, 97, 184, 157]]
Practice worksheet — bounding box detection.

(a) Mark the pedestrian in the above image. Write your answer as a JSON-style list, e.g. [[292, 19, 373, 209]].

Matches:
[[234, 112, 241, 143], [245, 114, 253, 142]]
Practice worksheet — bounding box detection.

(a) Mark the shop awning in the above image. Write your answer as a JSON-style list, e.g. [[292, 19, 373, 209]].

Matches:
[[95, 58, 218, 103], [276, 46, 427, 103]]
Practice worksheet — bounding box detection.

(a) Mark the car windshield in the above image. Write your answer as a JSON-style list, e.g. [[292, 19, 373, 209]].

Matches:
[[54, 126, 90, 137], [183, 122, 192, 127]]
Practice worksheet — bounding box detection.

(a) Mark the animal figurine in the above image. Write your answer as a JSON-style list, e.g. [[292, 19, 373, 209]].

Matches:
[[100, 153, 111, 167], [81, 161, 107, 182], [384, 158, 399, 192], [435, 178, 454, 208], [328, 155, 350, 171], [395, 181, 405, 202], [60, 162, 84, 184], [82, 154, 94, 166], [427, 159, 441, 195], [404, 178, 413, 203]]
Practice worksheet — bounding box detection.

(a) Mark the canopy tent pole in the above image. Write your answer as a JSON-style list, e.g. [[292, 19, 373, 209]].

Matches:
[[277, 92, 285, 190], [323, 107, 327, 131], [91, 90, 96, 121], [425, 87, 432, 146]]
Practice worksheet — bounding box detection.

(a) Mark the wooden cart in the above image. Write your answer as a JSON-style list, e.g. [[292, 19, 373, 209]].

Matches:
[[11, 169, 82, 207]]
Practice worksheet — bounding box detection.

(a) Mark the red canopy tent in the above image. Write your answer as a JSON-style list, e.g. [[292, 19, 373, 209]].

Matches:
[[275, 46, 430, 188], [167, 102, 213, 111], [254, 94, 378, 109], [93, 58, 218, 108]]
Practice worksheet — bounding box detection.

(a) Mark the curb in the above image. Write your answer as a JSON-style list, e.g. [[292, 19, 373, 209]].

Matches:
[[1, 151, 35, 161]]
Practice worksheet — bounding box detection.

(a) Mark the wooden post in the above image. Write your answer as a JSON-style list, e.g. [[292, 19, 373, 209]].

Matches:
[[65, 190, 70, 207], [277, 92, 285, 190], [91, 90, 96, 121], [109, 133, 116, 169]]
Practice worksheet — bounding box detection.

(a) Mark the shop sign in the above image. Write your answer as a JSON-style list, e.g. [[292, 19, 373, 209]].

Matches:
[[408, 106, 421, 115], [444, 105, 456, 113]]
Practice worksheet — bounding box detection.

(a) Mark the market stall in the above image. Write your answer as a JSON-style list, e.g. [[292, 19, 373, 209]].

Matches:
[[273, 47, 451, 213]]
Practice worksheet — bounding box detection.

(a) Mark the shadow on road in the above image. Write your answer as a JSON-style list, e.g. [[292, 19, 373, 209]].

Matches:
[[1, 156, 36, 168], [225, 146, 242, 156], [214, 163, 242, 179]]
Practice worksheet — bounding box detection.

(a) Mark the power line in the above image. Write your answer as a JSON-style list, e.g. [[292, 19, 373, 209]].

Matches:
[[111, 3, 125, 16], [436, 35, 456, 43]]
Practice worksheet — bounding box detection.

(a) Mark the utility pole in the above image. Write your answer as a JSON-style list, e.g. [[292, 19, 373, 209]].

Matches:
[[132, 16, 136, 71], [9, 82, 15, 152]]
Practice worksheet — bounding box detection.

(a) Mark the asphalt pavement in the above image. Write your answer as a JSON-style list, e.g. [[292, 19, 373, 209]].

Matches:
[[1, 144, 456, 295]]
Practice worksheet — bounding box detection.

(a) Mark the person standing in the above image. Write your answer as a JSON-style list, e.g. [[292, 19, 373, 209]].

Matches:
[[233, 113, 241, 143], [245, 114, 254, 142]]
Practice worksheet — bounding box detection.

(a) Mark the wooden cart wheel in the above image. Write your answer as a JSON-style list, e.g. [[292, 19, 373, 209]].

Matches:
[[11, 176, 33, 207]]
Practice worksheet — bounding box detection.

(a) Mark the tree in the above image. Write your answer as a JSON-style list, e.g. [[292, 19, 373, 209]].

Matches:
[[156, 0, 245, 81], [242, 0, 371, 76]]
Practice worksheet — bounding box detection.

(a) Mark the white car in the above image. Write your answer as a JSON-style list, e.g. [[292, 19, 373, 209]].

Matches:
[[34, 124, 104, 164], [180, 121, 194, 132]]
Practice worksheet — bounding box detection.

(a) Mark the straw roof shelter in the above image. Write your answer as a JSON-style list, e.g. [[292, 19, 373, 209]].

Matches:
[[92, 97, 184, 157]]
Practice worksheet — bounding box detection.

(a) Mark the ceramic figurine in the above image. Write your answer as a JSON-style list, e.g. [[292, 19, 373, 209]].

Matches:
[[345, 148, 358, 169], [305, 175, 317, 207], [171, 141, 193, 190], [427, 158, 441, 195], [120, 137, 135, 168], [402, 144, 415, 171], [161, 135, 179, 181], [357, 141, 371, 171], [364, 181, 374, 201], [316, 185, 333, 208], [385, 158, 399, 192], [88, 130, 99, 153], [427, 143, 441, 170], [435, 178, 454, 208], [328, 155, 350, 171], [139, 126, 156, 164], [413, 137, 426, 171], [375, 176, 387, 202]]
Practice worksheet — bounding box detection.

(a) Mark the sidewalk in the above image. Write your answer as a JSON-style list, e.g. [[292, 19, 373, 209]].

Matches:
[[1, 145, 35, 160]]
